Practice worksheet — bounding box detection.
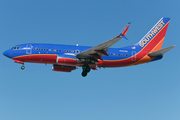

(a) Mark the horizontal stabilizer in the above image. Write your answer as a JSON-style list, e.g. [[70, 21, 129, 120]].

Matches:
[[148, 45, 175, 56]]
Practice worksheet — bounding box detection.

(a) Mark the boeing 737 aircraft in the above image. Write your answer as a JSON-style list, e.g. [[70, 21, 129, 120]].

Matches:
[[3, 17, 175, 77]]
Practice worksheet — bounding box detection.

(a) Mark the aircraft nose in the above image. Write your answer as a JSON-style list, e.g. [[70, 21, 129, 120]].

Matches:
[[3, 50, 10, 57]]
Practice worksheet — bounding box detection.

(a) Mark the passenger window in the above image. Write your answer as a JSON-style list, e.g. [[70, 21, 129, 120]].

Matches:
[[64, 50, 66, 52], [49, 49, 51, 51]]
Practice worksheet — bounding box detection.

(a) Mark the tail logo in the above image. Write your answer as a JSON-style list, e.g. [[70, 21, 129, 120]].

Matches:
[[139, 20, 165, 47]]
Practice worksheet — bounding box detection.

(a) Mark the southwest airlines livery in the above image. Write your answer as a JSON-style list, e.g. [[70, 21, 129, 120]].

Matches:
[[3, 17, 175, 77]]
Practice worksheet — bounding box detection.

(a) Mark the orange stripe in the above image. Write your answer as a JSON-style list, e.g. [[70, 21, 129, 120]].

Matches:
[[150, 37, 164, 52], [129, 37, 165, 66]]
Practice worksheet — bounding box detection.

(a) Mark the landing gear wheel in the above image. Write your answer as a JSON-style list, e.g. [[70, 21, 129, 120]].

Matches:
[[81, 66, 90, 77], [82, 71, 87, 77], [21, 66, 25, 70], [81, 61, 91, 77]]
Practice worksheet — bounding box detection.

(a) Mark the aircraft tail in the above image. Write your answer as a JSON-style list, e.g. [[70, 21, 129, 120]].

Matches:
[[136, 17, 170, 52]]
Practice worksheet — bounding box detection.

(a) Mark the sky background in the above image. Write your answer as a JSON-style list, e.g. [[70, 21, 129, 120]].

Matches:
[[0, 0, 180, 120]]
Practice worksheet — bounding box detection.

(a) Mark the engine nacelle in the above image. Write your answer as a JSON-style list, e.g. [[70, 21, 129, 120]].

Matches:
[[57, 54, 81, 64], [52, 64, 76, 72]]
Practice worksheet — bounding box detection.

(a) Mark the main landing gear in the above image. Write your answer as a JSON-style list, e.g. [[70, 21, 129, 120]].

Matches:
[[81, 64, 91, 77]]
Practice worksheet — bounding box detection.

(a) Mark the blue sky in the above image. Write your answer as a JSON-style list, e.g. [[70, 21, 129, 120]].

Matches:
[[0, 0, 180, 120]]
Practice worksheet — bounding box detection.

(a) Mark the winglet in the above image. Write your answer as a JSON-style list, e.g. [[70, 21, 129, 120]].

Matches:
[[121, 36, 128, 40], [117, 22, 131, 40]]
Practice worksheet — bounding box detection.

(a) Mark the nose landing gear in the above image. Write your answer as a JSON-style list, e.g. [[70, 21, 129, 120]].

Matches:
[[14, 60, 25, 70], [21, 65, 25, 70]]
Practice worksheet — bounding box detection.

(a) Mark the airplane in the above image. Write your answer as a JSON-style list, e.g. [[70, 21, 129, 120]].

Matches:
[[3, 17, 175, 77]]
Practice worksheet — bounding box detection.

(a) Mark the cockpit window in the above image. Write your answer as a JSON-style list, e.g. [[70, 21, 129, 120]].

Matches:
[[11, 47, 20, 49]]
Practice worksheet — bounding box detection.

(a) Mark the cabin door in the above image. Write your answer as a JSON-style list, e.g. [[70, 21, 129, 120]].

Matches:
[[26, 44, 32, 54], [132, 51, 136, 61]]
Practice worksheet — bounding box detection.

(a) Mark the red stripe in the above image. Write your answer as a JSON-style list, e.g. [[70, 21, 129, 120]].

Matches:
[[13, 54, 57, 64]]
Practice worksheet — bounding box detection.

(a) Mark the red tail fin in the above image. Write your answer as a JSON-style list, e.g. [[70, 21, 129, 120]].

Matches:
[[137, 17, 170, 52]]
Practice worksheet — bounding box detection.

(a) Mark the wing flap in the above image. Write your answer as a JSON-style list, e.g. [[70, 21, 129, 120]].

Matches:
[[77, 37, 120, 58]]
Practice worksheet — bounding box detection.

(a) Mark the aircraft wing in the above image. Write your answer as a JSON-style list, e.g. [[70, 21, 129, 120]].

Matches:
[[76, 23, 131, 60]]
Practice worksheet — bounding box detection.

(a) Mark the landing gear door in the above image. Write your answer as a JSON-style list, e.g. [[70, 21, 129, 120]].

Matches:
[[26, 44, 32, 54]]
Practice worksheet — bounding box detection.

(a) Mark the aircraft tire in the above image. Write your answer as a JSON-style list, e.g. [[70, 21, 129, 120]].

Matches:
[[21, 66, 25, 70], [82, 71, 87, 77]]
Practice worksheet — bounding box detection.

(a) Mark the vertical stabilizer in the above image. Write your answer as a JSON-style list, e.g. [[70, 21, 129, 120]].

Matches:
[[137, 17, 170, 52]]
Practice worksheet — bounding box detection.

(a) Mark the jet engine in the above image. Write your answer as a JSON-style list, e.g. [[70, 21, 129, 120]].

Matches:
[[57, 54, 81, 65]]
